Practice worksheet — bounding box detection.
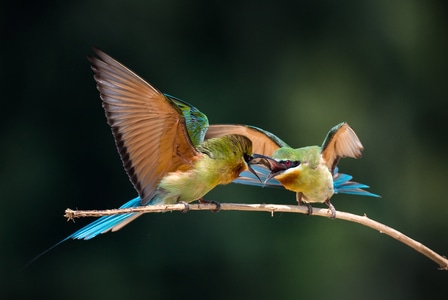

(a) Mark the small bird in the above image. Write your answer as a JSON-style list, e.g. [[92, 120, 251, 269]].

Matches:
[[206, 123, 380, 218], [40, 48, 263, 250], [24, 49, 265, 268], [25, 48, 261, 268], [74, 48, 263, 238]]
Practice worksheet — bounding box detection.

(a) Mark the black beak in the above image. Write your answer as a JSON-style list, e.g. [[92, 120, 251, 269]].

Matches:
[[244, 154, 262, 182], [247, 163, 262, 183], [251, 154, 288, 171], [250, 154, 300, 184]]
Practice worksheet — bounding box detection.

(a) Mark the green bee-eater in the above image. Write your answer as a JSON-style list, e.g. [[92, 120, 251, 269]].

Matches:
[[206, 123, 380, 218], [64, 49, 263, 239], [25, 49, 267, 267]]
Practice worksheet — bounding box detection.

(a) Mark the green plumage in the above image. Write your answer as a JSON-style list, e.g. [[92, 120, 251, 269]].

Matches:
[[167, 95, 209, 146], [155, 134, 253, 204]]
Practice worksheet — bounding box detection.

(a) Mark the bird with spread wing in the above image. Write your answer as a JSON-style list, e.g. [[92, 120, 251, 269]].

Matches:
[[205, 123, 380, 218]]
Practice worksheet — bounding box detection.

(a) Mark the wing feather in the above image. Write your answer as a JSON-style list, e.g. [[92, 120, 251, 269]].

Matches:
[[321, 123, 364, 172], [206, 124, 288, 156], [89, 48, 198, 205]]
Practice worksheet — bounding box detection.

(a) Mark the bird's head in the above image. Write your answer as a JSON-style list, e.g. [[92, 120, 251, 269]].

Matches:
[[226, 134, 263, 183]]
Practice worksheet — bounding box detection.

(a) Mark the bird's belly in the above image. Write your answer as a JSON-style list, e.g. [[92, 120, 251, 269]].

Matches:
[[301, 186, 333, 203], [292, 168, 334, 203], [155, 171, 217, 204]]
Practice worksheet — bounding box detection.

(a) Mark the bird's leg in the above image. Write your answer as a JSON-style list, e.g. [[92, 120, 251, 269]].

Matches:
[[325, 199, 336, 219], [199, 198, 221, 213], [296, 193, 313, 215], [177, 201, 190, 213]]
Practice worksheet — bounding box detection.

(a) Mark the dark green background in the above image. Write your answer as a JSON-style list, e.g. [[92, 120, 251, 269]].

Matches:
[[2, 0, 447, 299]]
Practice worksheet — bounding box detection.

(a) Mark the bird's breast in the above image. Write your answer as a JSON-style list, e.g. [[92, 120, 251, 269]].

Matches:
[[275, 167, 301, 191], [276, 164, 334, 203]]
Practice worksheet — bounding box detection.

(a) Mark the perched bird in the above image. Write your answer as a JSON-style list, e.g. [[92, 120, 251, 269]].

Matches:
[[24, 49, 265, 268], [72, 48, 263, 239], [39, 48, 262, 250], [206, 123, 380, 218]]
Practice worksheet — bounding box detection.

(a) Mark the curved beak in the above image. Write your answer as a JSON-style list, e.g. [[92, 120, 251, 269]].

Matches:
[[251, 153, 288, 171], [243, 154, 263, 182], [251, 154, 300, 183], [247, 163, 262, 183]]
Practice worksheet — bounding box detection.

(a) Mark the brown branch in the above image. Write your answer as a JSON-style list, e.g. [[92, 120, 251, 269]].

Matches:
[[64, 203, 448, 270]]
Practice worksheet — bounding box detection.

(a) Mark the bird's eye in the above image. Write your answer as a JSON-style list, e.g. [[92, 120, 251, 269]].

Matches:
[[244, 154, 253, 162], [280, 160, 291, 167], [279, 160, 300, 168]]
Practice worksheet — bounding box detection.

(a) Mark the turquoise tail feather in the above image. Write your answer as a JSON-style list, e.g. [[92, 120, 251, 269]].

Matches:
[[22, 196, 143, 269], [333, 167, 380, 197], [69, 196, 142, 240]]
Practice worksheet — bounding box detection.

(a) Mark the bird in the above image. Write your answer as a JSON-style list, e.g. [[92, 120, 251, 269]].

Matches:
[[26, 48, 264, 268], [24, 49, 267, 268], [205, 123, 380, 218], [73, 48, 264, 239]]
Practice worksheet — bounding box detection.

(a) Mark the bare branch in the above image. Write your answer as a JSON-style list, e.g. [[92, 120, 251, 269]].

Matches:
[[64, 203, 448, 270]]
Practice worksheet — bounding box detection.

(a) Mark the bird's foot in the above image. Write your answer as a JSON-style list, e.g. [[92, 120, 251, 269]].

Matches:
[[178, 201, 190, 213], [302, 203, 313, 215], [199, 198, 221, 212], [305, 203, 313, 215], [298, 199, 313, 215], [325, 200, 336, 219]]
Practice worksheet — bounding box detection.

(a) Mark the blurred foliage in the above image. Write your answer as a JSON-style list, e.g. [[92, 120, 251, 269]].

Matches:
[[2, 0, 448, 299]]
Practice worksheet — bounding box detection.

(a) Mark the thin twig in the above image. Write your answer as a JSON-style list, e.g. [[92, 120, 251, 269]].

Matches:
[[64, 203, 448, 270]]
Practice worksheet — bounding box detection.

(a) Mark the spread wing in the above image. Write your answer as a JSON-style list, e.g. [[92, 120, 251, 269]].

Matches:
[[89, 48, 199, 205], [321, 122, 364, 172], [205, 124, 289, 156]]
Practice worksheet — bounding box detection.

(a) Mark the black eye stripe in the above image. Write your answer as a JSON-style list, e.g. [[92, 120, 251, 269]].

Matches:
[[279, 160, 300, 168]]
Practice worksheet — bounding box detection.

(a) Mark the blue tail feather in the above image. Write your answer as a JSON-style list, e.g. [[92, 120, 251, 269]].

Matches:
[[22, 196, 143, 269], [333, 167, 380, 198], [68, 196, 142, 240]]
